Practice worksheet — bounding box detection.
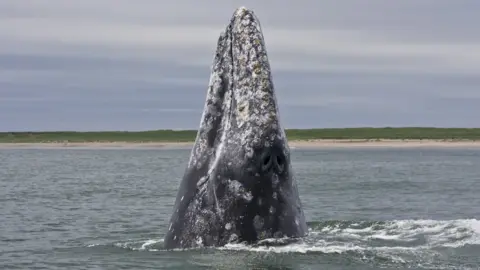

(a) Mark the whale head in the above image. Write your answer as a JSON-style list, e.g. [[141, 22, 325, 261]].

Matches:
[[164, 7, 307, 249]]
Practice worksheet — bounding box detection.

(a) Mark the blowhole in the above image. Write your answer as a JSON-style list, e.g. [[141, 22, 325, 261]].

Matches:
[[263, 155, 271, 166], [275, 155, 285, 173], [276, 156, 283, 166]]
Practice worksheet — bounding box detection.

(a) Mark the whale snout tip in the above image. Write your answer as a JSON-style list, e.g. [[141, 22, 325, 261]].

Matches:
[[234, 6, 256, 19], [235, 6, 249, 15]]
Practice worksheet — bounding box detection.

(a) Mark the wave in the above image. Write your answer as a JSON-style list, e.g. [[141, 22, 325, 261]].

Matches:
[[87, 219, 480, 251], [86, 219, 480, 268], [87, 238, 165, 251], [308, 219, 480, 248]]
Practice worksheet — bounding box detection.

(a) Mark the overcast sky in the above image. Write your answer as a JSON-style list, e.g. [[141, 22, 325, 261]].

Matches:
[[1, 0, 479, 131]]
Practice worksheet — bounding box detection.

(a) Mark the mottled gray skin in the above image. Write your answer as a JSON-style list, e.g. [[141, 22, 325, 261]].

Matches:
[[163, 7, 307, 249]]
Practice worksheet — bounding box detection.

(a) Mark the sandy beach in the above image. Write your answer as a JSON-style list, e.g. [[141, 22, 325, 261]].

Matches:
[[1, 139, 480, 149]]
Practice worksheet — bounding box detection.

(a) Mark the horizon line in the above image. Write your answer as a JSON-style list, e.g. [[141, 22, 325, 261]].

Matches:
[[1, 126, 480, 133]]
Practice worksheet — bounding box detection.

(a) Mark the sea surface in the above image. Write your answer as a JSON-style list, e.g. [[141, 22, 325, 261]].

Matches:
[[1, 147, 480, 269]]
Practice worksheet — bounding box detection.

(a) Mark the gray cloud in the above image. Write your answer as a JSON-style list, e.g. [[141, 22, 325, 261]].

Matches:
[[0, 0, 479, 131]]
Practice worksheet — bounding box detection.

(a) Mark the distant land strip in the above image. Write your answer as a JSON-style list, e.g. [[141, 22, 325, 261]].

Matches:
[[1, 127, 480, 143]]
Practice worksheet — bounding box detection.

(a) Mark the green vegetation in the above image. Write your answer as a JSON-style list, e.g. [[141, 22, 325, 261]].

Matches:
[[1, 127, 480, 143]]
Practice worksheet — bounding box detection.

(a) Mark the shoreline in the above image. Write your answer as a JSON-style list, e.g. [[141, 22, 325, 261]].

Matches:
[[1, 139, 480, 149]]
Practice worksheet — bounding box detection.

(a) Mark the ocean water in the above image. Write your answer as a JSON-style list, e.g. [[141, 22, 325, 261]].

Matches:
[[1, 146, 480, 269]]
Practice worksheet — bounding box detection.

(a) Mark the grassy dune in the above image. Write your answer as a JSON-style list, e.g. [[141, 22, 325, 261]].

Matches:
[[1, 128, 480, 143]]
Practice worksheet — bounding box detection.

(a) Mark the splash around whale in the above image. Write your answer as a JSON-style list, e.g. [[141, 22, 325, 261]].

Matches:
[[163, 7, 308, 249]]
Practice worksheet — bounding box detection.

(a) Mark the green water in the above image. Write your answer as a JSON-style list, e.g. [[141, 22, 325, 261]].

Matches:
[[1, 147, 479, 269]]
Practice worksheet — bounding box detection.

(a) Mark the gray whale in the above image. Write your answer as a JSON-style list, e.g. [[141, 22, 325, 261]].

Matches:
[[164, 6, 307, 249]]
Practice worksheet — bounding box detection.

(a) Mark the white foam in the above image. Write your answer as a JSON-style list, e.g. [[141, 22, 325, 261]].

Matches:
[[211, 218, 480, 269], [84, 219, 479, 269], [83, 220, 480, 269], [96, 238, 165, 252], [312, 219, 480, 248], [220, 240, 365, 254], [87, 219, 479, 254], [140, 239, 160, 250]]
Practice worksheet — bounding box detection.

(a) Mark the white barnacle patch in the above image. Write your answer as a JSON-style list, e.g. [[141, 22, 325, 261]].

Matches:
[[196, 236, 203, 246], [295, 218, 300, 226], [173, 235, 177, 240], [245, 147, 254, 158], [228, 179, 253, 202], [272, 192, 278, 200], [228, 179, 242, 193], [235, 6, 248, 17], [180, 196, 184, 201], [269, 206, 275, 214], [253, 215, 264, 231], [225, 222, 232, 230], [229, 233, 239, 243], [236, 100, 250, 126], [243, 191, 253, 202]]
